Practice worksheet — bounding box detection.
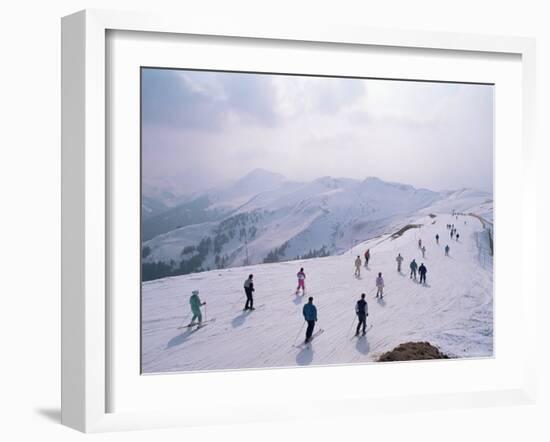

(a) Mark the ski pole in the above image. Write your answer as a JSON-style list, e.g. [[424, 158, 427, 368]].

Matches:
[[293, 320, 306, 344], [178, 312, 188, 328], [204, 303, 207, 321], [348, 314, 357, 336]]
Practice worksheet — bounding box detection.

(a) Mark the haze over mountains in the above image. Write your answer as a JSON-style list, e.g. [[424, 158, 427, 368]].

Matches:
[[141, 169, 492, 281]]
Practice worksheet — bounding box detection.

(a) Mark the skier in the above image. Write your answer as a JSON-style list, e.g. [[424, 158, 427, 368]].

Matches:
[[421, 245, 426, 258], [364, 249, 370, 267], [188, 290, 206, 326], [243, 274, 255, 311], [355, 293, 369, 336], [410, 258, 418, 280], [456, 233, 460, 241], [418, 238, 422, 249], [396, 253, 404, 272], [450, 230, 454, 239], [354, 255, 362, 277], [435, 233, 439, 244], [302, 297, 318, 343], [296, 267, 306, 295], [419, 263, 427, 284], [375, 272, 385, 298], [445, 244, 450, 256]]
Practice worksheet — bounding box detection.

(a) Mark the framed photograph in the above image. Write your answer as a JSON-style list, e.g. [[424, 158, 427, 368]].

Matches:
[[61, 9, 537, 433]]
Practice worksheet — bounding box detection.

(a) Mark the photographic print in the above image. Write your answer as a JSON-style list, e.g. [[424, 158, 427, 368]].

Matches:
[[140, 68, 494, 374]]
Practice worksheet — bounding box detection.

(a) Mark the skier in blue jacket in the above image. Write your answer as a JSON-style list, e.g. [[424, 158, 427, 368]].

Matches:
[[302, 297, 318, 343], [189, 290, 206, 326]]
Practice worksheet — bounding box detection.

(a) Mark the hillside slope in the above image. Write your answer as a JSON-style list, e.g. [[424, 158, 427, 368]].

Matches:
[[142, 209, 493, 373]]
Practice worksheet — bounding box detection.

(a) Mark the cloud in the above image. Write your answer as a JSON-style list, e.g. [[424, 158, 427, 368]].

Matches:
[[271, 75, 367, 118], [142, 69, 279, 131], [141, 69, 493, 194]]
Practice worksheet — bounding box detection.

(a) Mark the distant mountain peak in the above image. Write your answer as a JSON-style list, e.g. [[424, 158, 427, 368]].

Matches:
[[225, 169, 287, 197], [361, 176, 419, 193], [363, 176, 382, 183], [239, 168, 286, 182], [313, 176, 337, 186]]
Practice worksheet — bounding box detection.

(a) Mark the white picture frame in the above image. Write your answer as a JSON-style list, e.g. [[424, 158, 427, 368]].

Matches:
[[61, 9, 537, 433]]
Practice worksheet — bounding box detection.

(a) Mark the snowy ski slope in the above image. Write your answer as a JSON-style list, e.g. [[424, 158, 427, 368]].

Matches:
[[142, 211, 493, 373]]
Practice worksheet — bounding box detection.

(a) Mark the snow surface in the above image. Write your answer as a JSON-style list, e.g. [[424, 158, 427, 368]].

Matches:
[[142, 210, 493, 373]]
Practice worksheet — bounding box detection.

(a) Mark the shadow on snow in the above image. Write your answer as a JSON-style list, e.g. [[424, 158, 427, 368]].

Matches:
[[355, 336, 370, 355], [231, 310, 252, 328], [296, 345, 314, 366], [166, 328, 200, 349]]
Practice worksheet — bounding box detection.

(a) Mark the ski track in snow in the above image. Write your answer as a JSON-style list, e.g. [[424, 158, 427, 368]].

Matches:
[[142, 212, 493, 373]]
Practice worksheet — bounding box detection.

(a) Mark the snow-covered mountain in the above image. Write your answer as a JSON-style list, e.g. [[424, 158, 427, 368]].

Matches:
[[141, 208, 493, 373], [142, 170, 493, 281], [142, 169, 289, 240], [142, 177, 193, 220]]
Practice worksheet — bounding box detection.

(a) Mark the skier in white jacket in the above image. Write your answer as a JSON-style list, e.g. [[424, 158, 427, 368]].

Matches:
[[354, 256, 362, 277], [375, 272, 385, 299], [396, 253, 404, 272]]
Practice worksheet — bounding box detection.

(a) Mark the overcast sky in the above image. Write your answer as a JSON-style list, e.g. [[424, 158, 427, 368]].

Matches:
[[142, 68, 493, 194]]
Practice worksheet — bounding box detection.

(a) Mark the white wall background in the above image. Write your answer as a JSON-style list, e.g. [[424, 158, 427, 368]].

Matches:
[[0, 1, 547, 441]]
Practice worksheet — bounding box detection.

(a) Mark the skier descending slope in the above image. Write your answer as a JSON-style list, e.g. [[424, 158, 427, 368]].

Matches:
[[456, 233, 460, 241], [243, 274, 255, 311], [421, 245, 426, 258], [409, 258, 418, 280], [375, 272, 385, 299], [445, 244, 450, 256], [188, 290, 206, 327], [302, 297, 318, 343], [364, 249, 370, 268], [419, 263, 428, 285], [354, 256, 362, 277], [418, 239, 422, 249], [436, 233, 439, 244], [396, 253, 404, 272], [296, 267, 306, 295], [355, 293, 369, 336]]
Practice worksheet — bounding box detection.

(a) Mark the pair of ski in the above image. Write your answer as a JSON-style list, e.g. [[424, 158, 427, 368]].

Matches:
[[292, 323, 373, 348], [177, 318, 216, 330], [293, 328, 325, 349], [350, 324, 373, 339], [243, 303, 265, 312]]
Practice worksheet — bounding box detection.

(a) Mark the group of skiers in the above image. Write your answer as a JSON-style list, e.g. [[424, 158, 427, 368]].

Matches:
[[407, 259, 428, 283], [186, 273, 260, 328], [447, 223, 460, 241], [184, 214, 463, 343], [301, 290, 370, 340], [354, 249, 371, 277]]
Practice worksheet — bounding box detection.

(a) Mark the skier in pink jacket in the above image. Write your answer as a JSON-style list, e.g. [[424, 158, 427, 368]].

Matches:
[[296, 268, 306, 295]]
